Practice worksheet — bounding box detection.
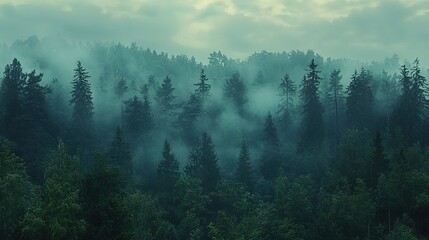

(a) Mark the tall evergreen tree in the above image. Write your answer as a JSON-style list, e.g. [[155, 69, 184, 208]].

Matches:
[[157, 139, 180, 192], [194, 69, 210, 101], [156, 76, 176, 115], [0, 138, 32, 240], [22, 140, 86, 240], [298, 59, 324, 152], [177, 94, 203, 144], [278, 73, 296, 129], [0, 58, 26, 145], [260, 112, 281, 180], [70, 61, 93, 129], [326, 69, 344, 145], [109, 127, 133, 178], [235, 141, 254, 191], [69, 61, 93, 157], [346, 68, 374, 130], [224, 72, 247, 114], [114, 76, 128, 100], [124, 96, 153, 140], [185, 133, 220, 192], [372, 130, 387, 185]]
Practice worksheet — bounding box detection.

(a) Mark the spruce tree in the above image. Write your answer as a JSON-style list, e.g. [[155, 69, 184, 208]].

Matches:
[[69, 61, 93, 157], [278, 73, 296, 130], [235, 141, 254, 191], [0, 58, 26, 144], [298, 59, 324, 152], [109, 127, 133, 178], [185, 133, 220, 192], [346, 68, 374, 130], [156, 76, 176, 115], [194, 69, 210, 101], [224, 72, 247, 114], [177, 93, 203, 144], [157, 139, 180, 192], [260, 112, 281, 180], [372, 130, 387, 185], [326, 69, 344, 145]]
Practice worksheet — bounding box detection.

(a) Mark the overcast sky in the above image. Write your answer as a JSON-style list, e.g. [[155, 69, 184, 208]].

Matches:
[[0, 0, 428, 63]]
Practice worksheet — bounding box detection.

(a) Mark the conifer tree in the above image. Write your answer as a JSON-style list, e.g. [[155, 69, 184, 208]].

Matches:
[[372, 130, 387, 185], [177, 94, 203, 144], [185, 133, 220, 192], [156, 76, 176, 115], [194, 69, 210, 101], [109, 127, 133, 178], [235, 141, 254, 191], [69, 61, 93, 157], [278, 73, 296, 129], [157, 139, 180, 192], [326, 69, 344, 145], [260, 112, 281, 180], [0, 58, 26, 144], [298, 59, 324, 152], [346, 68, 374, 130], [224, 72, 247, 114]]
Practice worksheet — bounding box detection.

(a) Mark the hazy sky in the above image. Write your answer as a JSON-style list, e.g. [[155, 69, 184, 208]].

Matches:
[[0, 0, 428, 63]]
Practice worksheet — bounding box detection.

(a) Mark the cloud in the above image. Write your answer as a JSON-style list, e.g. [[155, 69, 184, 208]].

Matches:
[[0, 0, 427, 63]]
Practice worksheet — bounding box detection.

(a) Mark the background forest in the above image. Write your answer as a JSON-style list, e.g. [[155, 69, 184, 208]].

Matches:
[[1, 37, 429, 239]]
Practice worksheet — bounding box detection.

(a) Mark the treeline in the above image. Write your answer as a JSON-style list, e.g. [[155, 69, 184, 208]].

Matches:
[[1, 40, 429, 239]]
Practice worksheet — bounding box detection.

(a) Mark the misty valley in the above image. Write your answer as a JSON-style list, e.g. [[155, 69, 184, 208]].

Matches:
[[1, 38, 429, 239]]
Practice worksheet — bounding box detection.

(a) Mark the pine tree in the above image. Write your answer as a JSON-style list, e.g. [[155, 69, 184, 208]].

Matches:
[[157, 139, 180, 192], [114, 76, 128, 100], [177, 94, 203, 144], [69, 61, 93, 157], [346, 68, 374, 130], [156, 76, 176, 115], [326, 69, 344, 145], [109, 127, 133, 178], [224, 72, 247, 114], [0, 58, 26, 144], [235, 141, 254, 191], [194, 69, 210, 101], [0, 137, 32, 240], [372, 130, 387, 185], [124, 95, 153, 140], [298, 59, 324, 152], [260, 112, 281, 180], [185, 133, 220, 192], [22, 140, 86, 240], [70, 61, 93, 128], [278, 73, 296, 129]]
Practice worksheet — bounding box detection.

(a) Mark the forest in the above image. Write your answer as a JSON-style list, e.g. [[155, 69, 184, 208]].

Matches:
[[1, 37, 429, 239]]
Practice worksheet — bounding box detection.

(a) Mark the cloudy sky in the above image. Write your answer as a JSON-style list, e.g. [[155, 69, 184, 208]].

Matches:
[[0, 0, 428, 63]]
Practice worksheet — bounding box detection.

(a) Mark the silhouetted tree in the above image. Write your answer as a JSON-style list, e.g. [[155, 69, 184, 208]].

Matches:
[[109, 127, 133, 178], [278, 73, 296, 130], [346, 68, 374, 130], [156, 76, 176, 116], [185, 133, 220, 192], [194, 69, 210, 101], [235, 141, 254, 191], [177, 94, 202, 144], [224, 72, 247, 114], [260, 112, 281, 180], [69, 61, 93, 157], [298, 59, 324, 152], [325, 69, 344, 145], [157, 139, 180, 192]]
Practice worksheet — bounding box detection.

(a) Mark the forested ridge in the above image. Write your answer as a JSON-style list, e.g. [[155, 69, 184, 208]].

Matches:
[[1, 37, 429, 239]]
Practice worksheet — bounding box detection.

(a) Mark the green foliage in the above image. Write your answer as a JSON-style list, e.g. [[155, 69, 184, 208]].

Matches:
[[298, 59, 324, 152], [224, 72, 247, 114], [235, 141, 254, 191], [22, 140, 86, 240], [157, 139, 180, 192], [185, 133, 220, 192], [346, 68, 374, 130], [0, 138, 32, 240]]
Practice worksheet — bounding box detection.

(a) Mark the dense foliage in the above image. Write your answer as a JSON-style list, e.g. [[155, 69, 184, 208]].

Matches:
[[1, 38, 429, 239]]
